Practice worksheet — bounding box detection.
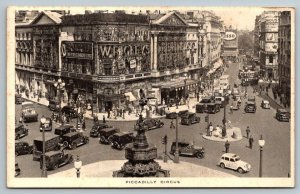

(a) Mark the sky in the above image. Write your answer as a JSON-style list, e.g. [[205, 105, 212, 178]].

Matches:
[[69, 7, 274, 30]]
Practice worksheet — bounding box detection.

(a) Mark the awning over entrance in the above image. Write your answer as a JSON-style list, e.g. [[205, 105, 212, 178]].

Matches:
[[207, 59, 223, 75], [125, 92, 137, 101], [159, 79, 198, 90]]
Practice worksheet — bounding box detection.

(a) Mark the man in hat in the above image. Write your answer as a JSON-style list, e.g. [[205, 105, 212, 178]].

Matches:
[[249, 135, 254, 149], [225, 140, 230, 153], [246, 126, 251, 139]]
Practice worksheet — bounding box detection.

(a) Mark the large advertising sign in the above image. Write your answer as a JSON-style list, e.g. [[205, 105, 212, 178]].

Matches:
[[224, 31, 238, 48], [265, 33, 278, 42], [265, 23, 278, 32], [265, 43, 278, 53], [61, 42, 94, 60]]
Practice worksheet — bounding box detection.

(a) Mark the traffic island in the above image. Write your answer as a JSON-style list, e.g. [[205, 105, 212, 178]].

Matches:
[[202, 127, 243, 142]]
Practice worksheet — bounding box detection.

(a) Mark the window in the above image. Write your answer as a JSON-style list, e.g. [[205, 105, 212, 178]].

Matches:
[[269, 56, 273, 64], [224, 157, 229, 161], [230, 158, 235, 162]]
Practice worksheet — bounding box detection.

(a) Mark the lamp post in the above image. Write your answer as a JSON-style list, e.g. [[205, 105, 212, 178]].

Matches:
[[174, 109, 180, 163], [74, 155, 82, 178], [54, 78, 65, 125], [258, 135, 265, 177], [40, 115, 47, 177], [76, 95, 82, 131], [222, 96, 229, 137]]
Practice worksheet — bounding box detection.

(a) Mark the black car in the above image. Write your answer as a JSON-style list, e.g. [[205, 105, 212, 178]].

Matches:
[[166, 110, 188, 119], [15, 163, 21, 177], [48, 99, 60, 111], [54, 125, 76, 142], [206, 103, 220, 114], [170, 141, 205, 159], [244, 102, 256, 113], [139, 118, 164, 130], [276, 108, 290, 122], [180, 112, 200, 125], [99, 128, 120, 144], [89, 123, 112, 137], [108, 132, 134, 150], [15, 141, 33, 156], [61, 106, 77, 118], [61, 132, 89, 150], [15, 123, 28, 140], [15, 94, 24, 104], [40, 150, 73, 170]]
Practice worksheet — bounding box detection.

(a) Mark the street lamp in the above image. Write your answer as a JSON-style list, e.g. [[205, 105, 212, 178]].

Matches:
[[174, 109, 180, 163], [258, 135, 265, 177], [222, 96, 229, 137], [76, 95, 82, 131], [74, 155, 82, 178], [54, 78, 65, 125], [40, 115, 47, 177]]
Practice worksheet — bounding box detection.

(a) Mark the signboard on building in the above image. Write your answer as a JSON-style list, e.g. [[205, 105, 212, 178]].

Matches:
[[265, 23, 278, 32], [265, 43, 278, 53], [223, 31, 238, 48], [61, 41, 94, 60], [266, 33, 278, 42], [130, 59, 136, 68]]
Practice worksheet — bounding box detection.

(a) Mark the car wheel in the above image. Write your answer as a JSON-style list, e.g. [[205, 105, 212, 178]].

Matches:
[[195, 152, 204, 159], [53, 164, 58, 170], [220, 163, 225, 169], [71, 142, 77, 150], [237, 167, 244, 174], [63, 141, 69, 148]]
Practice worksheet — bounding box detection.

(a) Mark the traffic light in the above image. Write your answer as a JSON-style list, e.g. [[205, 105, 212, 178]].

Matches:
[[205, 115, 209, 122], [161, 135, 167, 144]]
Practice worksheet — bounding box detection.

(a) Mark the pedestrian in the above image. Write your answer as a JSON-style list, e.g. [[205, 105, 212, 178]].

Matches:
[[230, 104, 233, 113], [227, 120, 232, 129], [103, 115, 106, 123], [249, 135, 254, 149], [225, 140, 230, 153], [246, 126, 250, 139], [107, 109, 111, 119], [209, 124, 214, 136], [170, 119, 175, 129]]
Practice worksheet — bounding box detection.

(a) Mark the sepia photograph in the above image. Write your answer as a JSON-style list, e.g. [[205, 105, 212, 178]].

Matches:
[[6, 6, 295, 188]]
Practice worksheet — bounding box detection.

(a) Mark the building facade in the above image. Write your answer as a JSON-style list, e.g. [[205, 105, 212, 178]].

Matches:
[[258, 11, 279, 80], [278, 11, 291, 106], [15, 10, 225, 113]]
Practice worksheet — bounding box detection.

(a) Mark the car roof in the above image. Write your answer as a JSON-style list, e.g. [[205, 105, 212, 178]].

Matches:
[[45, 150, 63, 156], [55, 125, 73, 130], [63, 132, 80, 137], [278, 108, 288, 112], [113, 132, 133, 137], [262, 100, 269, 103], [34, 134, 59, 141], [247, 101, 255, 105], [101, 127, 118, 132], [221, 153, 239, 158]]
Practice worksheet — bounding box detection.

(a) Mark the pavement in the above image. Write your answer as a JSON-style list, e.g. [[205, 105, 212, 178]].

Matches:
[[48, 159, 236, 178]]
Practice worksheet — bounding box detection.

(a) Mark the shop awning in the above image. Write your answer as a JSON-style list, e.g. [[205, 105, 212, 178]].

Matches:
[[125, 92, 137, 102], [213, 59, 223, 70], [160, 79, 198, 90]]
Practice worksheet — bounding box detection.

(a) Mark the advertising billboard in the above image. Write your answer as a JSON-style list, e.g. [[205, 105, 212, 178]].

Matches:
[[265, 23, 278, 32], [223, 31, 238, 48], [265, 42, 278, 53], [61, 41, 93, 60], [265, 33, 278, 42]]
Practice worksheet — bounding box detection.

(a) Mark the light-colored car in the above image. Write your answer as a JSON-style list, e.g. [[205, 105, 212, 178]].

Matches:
[[218, 153, 251, 173], [261, 100, 270, 109]]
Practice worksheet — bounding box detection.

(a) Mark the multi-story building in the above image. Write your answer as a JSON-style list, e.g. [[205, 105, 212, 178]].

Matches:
[[278, 11, 291, 105], [257, 11, 279, 80], [253, 15, 261, 62], [15, 10, 225, 113]]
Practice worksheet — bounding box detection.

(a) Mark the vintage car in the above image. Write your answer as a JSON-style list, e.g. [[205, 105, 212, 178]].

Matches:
[[231, 100, 240, 110], [15, 162, 21, 177], [169, 141, 205, 159], [180, 112, 200, 125], [40, 150, 74, 171], [140, 118, 164, 130], [48, 99, 60, 111], [195, 96, 215, 113], [244, 101, 256, 113], [206, 103, 220, 114], [54, 125, 76, 142], [15, 123, 28, 140], [15, 141, 33, 156], [21, 102, 38, 122], [218, 153, 251, 174], [89, 123, 112, 137], [261, 100, 270, 109], [61, 132, 89, 150], [39, 117, 52, 132], [165, 109, 188, 119], [276, 108, 290, 122], [15, 93, 24, 104], [108, 132, 134, 150], [61, 106, 78, 118], [195, 103, 206, 113], [215, 96, 225, 108], [99, 128, 120, 144]]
